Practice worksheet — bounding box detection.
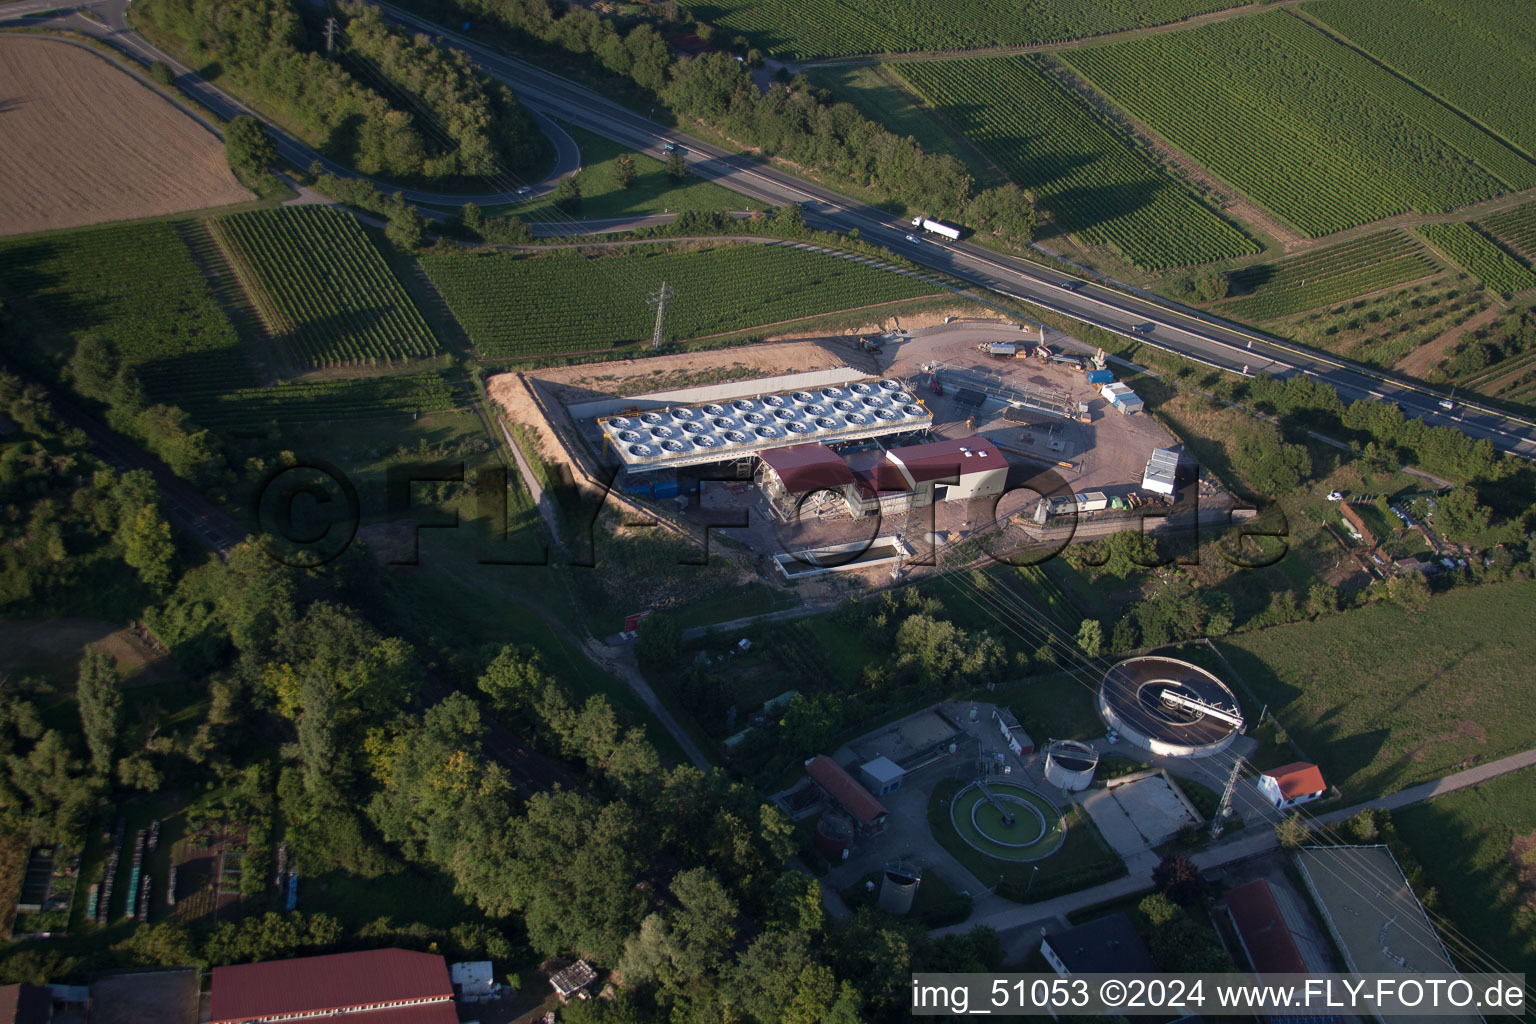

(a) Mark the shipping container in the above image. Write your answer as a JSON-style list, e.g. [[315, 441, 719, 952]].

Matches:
[[1086, 368, 1115, 384]]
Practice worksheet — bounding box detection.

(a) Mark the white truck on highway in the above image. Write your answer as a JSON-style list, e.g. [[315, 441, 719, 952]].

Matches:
[[910, 216, 960, 241]]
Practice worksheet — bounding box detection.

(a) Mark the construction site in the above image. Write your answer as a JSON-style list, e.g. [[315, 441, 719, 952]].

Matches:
[[489, 316, 1217, 587]]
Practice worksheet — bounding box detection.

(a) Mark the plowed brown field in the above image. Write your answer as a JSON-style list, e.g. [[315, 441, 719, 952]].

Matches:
[[0, 37, 251, 236]]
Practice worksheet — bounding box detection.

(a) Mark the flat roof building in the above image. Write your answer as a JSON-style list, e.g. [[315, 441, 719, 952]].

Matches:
[[208, 948, 455, 1024], [1101, 382, 1144, 414], [859, 756, 905, 796], [1295, 846, 1462, 1024], [1041, 913, 1157, 975], [1142, 447, 1188, 495], [600, 378, 932, 474]]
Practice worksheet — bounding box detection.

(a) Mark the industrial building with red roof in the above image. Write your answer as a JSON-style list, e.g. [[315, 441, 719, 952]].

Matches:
[[804, 755, 889, 833], [1257, 762, 1327, 809], [208, 948, 456, 1024], [757, 436, 1008, 520], [1224, 879, 1308, 974]]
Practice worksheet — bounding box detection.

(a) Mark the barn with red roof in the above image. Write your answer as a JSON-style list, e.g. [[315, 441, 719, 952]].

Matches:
[[208, 948, 456, 1024]]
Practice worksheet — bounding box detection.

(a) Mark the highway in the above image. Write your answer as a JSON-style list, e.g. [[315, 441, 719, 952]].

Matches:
[[3, 0, 1534, 459], [365, 0, 1536, 461]]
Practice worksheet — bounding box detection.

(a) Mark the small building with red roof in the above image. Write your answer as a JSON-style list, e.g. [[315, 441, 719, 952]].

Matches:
[[804, 755, 889, 834], [208, 948, 456, 1024], [1257, 762, 1327, 810], [756, 436, 1007, 520]]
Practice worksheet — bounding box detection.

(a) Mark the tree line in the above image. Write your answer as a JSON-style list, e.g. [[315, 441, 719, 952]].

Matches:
[[395, 0, 1039, 246], [136, 0, 548, 184]]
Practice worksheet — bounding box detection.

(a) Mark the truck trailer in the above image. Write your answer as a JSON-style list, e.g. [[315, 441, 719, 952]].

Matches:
[[910, 216, 961, 241]]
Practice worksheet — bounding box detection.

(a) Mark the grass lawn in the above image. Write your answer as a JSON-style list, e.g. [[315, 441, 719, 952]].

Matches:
[[978, 669, 1104, 744], [1389, 766, 1536, 974], [929, 778, 1124, 903], [476, 122, 761, 222], [1221, 579, 1536, 801], [803, 65, 999, 186]]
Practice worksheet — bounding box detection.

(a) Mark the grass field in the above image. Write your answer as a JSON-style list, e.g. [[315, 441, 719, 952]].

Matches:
[[894, 57, 1255, 270], [1480, 202, 1536, 263], [1065, 12, 1535, 237], [480, 122, 760, 222], [803, 66, 998, 185], [928, 778, 1124, 902], [1415, 222, 1536, 296], [420, 242, 943, 357], [182, 370, 464, 430], [684, 0, 1236, 59], [1303, 0, 1536, 159], [1390, 766, 1536, 974], [0, 219, 257, 402], [1220, 579, 1536, 801], [1277, 280, 1487, 372], [211, 207, 442, 370], [1219, 232, 1441, 321]]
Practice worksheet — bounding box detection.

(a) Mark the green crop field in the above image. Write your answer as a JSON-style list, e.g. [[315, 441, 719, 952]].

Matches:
[[182, 371, 462, 429], [0, 220, 257, 402], [1391, 767, 1536, 975], [1283, 281, 1489, 371], [685, 0, 1234, 60], [419, 243, 943, 358], [1303, 0, 1536, 159], [1065, 12, 1535, 238], [803, 65, 997, 184], [1219, 232, 1440, 320], [486, 123, 760, 222], [1220, 579, 1536, 802], [894, 57, 1255, 270], [1480, 202, 1536, 263], [1416, 222, 1536, 296], [211, 206, 441, 370]]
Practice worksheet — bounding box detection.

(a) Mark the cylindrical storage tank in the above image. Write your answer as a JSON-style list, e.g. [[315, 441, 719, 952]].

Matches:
[[1044, 739, 1099, 792], [878, 864, 921, 916], [813, 814, 853, 860]]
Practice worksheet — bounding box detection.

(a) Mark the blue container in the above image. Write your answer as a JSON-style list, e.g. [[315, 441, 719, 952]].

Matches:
[[1086, 368, 1115, 384], [652, 481, 680, 499]]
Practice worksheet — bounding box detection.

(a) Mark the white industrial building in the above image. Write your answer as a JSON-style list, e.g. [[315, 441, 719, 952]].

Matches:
[[598, 378, 932, 475], [859, 756, 906, 796], [1141, 447, 1188, 495], [1101, 381, 1144, 414]]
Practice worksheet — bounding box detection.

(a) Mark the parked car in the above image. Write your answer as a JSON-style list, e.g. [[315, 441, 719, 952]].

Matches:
[[1327, 491, 1344, 501]]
